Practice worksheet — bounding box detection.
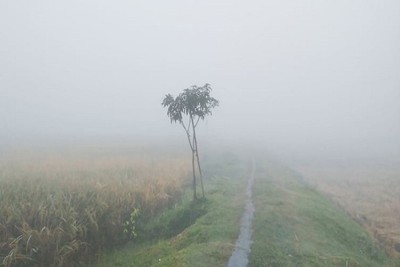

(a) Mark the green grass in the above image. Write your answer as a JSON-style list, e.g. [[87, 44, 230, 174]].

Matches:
[[90, 153, 399, 267], [249, 159, 398, 267], [89, 153, 250, 267]]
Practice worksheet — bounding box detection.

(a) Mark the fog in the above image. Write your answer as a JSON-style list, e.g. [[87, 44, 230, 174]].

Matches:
[[1, 0, 399, 161]]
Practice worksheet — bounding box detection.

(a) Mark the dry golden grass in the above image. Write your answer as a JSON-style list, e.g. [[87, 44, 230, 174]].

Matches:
[[0, 145, 191, 266], [298, 162, 400, 256]]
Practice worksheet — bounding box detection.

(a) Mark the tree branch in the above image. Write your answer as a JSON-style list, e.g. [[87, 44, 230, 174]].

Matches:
[[194, 116, 201, 128], [180, 121, 194, 151]]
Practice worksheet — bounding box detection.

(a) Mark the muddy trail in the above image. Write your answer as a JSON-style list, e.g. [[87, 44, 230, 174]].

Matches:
[[226, 158, 256, 267]]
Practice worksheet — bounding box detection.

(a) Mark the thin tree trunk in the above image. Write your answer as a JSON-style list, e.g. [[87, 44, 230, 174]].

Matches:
[[181, 120, 197, 200], [191, 148, 197, 200], [193, 132, 205, 198], [191, 116, 205, 199]]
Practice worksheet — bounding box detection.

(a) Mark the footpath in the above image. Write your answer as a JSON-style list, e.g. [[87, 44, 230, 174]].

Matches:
[[226, 158, 255, 267]]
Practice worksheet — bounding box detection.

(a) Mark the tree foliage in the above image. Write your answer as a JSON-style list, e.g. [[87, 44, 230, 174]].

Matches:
[[162, 84, 218, 123]]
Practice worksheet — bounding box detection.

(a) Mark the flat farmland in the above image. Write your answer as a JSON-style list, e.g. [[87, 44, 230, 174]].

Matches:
[[298, 162, 400, 256], [0, 145, 191, 266]]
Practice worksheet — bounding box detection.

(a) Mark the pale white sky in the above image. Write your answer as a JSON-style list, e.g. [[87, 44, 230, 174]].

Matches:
[[1, 0, 399, 158]]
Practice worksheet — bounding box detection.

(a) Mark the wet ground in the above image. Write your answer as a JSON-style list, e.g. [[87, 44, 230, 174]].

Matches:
[[226, 159, 255, 267]]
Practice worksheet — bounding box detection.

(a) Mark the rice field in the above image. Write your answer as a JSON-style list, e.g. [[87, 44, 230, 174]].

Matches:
[[298, 162, 400, 257], [0, 145, 191, 266]]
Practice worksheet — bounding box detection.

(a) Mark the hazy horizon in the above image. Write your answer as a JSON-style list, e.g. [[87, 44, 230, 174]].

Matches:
[[1, 0, 399, 161]]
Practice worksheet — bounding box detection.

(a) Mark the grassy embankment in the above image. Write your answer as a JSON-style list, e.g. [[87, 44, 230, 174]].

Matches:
[[249, 158, 399, 267], [298, 164, 400, 256], [91, 152, 249, 267], [94, 153, 397, 267]]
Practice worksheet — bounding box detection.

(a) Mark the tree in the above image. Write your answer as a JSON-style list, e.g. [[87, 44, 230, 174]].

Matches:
[[162, 84, 219, 200]]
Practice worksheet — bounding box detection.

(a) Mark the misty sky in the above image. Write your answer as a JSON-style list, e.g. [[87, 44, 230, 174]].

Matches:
[[1, 1, 399, 158]]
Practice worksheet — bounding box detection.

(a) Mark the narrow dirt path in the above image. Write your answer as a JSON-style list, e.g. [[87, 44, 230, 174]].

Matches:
[[226, 158, 256, 267]]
